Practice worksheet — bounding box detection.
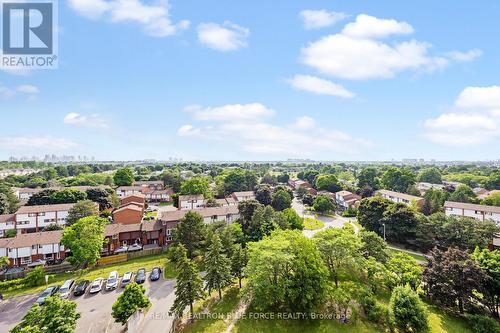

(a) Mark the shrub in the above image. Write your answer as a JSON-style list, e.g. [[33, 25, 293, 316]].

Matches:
[[25, 266, 45, 287], [389, 285, 428, 332], [361, 293, 390, 326], [467, 314, 500, 333]]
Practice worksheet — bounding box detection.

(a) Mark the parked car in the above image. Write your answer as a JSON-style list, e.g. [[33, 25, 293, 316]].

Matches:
[[121, 271, 133, 288], [114, 245, 128, 254], [105, 271, 119, 290], [135, 268, 146, 284], [89, 278, 104, 294], [150, 267, 161, 281], [73, 280, 89, 296], [35, 286, 59, 305], [128, 243, 142, 252], [58, 279, 75, 299]]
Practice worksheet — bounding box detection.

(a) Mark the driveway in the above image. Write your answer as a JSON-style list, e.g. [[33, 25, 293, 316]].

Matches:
[[292, 197, 357, 237], [0, 274, 176, 333]]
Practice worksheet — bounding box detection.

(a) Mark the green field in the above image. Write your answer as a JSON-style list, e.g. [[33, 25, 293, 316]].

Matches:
[[388, 248, 428, 263], [303, 218, 325, 230], [2, 253, 174, 298]]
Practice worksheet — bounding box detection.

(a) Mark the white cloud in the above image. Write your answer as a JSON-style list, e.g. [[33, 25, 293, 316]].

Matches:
[[63, 112, 109, 129], [424, 86, 500, 146], [68, 0, 189, 37], [447, 49, 483, 62], [342, 14, 413, 39], [177, 103, 372, 157], [197, 21, 249, 51], [0, 83, 39, 100], [287, 74, 355, 98], [0, 136, 78, 150], [184, 103, 274, 121], [301, 14, 478, 81], [299, 10, 347, 30]]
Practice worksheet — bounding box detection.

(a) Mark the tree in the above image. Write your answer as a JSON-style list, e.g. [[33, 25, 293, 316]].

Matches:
[[381, 203, 419, 244], [218, 168, 258, 195], [449, 184, 477, 203], [180, 176, 212, 198], [357, 167, 379, 190], [204, 234, 232, 299], [66, 200, 99, 226], [237, 200, 262, 234], [386, 252, 422, 290], [161, 170, 182, 192], [112, 282, 151, 325], [4, 229, 16, 238], [312, 194, 335, 213], [172, 211, 206, 259], [170, 245, 204, 321], [0, 193, 9, 215], [357, 196, 391, 233], [423, 247, 488, 313], [276, 173, 290, 184], [472, 248, 500, 317], [0, 256, 9, 269], [27, 189, 57, 206], [271, 189, 292, 211], [51, 189, 87, 204], [315, 174, 342, 192], [421, 188, 449, 215], [302, 193, 314, 206], [281, 208, 304, 230], [381, 167, 416, 193], [360, 230, 389, 263], [246, 230, 328, 312], [113, 167, 134, 186], [61, 216, 107, 266], [231, 244, 248, 288], [313, 225, 363, 287], [254, 184, 272, 206], [485, 171, 500, 190], [86, 188, 112, 210], [248, 205, 276, 241], [417, 167, 442, 184], [298, 170, 319, 184], [390, 285, 428, 333], [483, 192, 500, 206], [11, 296, 80, 333], [260, 173, 277, 185], [0, 184, 19, 213]]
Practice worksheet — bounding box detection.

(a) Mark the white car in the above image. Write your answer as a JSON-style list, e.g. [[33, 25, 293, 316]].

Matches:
[[89, 278, 104, 294], [105, 271, 119, 290], [121, 271, 133, 288], [128, 243, 142, 252], [58, 279, 75, 299]]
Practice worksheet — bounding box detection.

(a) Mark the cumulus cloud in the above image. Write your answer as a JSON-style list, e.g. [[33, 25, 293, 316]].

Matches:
[[424, 86, 500, 146], [0, 83, 39, 100], [447, 49, 483, 62], [0, 136, 78, 150], [286, 74, 354, 98], [68, 0, 189, 37], [299, 10, 347, 30], [177, 103, 372, 157], [197, 21, 249, 51], [301, 14, 480, 80], [63, 112, 109, 129]]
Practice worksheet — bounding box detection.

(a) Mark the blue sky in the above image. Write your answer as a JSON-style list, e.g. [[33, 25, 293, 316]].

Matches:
[[1, 0, 500, 161]]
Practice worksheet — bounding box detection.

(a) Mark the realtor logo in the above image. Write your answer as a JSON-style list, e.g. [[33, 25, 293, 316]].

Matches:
[[1, 0, 58, 69]]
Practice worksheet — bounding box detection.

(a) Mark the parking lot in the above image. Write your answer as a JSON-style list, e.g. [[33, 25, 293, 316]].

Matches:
[[0, 272, 176, 333]]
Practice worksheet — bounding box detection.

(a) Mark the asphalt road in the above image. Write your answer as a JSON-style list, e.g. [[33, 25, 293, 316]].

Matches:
[[0, 275, 176, 333]]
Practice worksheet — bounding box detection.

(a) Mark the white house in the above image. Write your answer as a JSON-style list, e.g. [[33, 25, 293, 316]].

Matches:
[[160, 205, 240, 226], [116, 186, 143, 199], [14, 203, 75, 233], [335, 190, 361, 211], [142, 188, 174, 202], [178, 194, 205, 210], [0, 230, 65, 266], [377, 189, 424, 207], [0, 214, 15, 237]]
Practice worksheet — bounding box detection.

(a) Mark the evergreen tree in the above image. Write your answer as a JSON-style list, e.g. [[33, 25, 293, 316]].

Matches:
[[170, 245, 204, 321], [231, 244, 248, 288], [204, 234, 233, 299], [172, 211, 206, 259]]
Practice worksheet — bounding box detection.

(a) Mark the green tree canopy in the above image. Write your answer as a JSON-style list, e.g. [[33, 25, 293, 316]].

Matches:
[[204, 234, 233, 299], [449, 184, 477, 203], [61, 216, 107, 266], [112, 282, 151, 325], [180, 176, 212, 198], [66, 200, 99, 226], [390, 285, 428, 333], [113, 167, 134, 186], [417, 167, 442, 184], [315, 174, 342, 192], [312, 194, 335, 213], [271, 189, 292, 211], [172, 211, 206, 259], [381, 167, 416, 193]]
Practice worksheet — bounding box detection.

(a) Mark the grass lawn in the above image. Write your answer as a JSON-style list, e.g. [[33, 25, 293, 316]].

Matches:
[[179, 284, 245, 333], [303, 218, 325, 230], [145, 211, 158, 218], [159, 202, 174, 206], [3, 253, 174, 298], [389, 248, 428, 263]]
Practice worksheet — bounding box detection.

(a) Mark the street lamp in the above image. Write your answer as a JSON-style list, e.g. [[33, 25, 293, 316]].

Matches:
[[382, 223, 386, 241]]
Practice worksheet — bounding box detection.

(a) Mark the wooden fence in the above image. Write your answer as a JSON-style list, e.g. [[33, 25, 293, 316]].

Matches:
[[127, 247, 163, 260], [96, 253, 128, 266]]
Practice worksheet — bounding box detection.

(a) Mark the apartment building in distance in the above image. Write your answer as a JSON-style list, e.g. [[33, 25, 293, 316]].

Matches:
[[444, 201, 500, 247], [179, 194, 205, 210], [377, 189, 424, 207], [231, 191, 256, 202]]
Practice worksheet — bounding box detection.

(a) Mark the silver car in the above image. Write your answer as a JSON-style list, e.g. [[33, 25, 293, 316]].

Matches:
[[58, 279, 75, 299]]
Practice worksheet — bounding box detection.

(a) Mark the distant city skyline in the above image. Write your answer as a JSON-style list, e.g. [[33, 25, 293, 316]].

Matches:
[[1, 1, 500, 161]]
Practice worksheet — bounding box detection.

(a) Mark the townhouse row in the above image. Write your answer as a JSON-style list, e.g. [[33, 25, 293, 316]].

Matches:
[[115, 181, 174, 202]]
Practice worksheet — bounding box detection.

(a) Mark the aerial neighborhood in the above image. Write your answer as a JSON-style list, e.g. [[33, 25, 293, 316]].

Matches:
[[0, 160, 499, 333]]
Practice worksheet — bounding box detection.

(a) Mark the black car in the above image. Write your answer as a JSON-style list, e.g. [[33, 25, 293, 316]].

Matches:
[[35, 286, 59, 305], [73, 280, 90, 296], [150, 267, 161, 281], [135, 268, 146, 284]]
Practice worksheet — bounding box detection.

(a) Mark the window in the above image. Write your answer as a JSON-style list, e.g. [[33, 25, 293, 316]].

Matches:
[[21, 256, 31, 264], [166, 229, 172, 236], [38, 212, 45, 216], [31, 245, 36, 250], [28, 213, 36, 217]]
